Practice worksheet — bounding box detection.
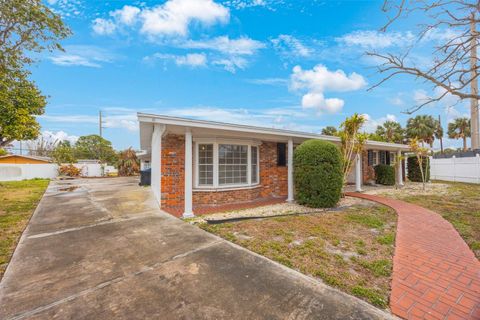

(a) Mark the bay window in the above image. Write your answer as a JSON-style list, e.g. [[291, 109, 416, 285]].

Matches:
[[195, 140, 260, 188]]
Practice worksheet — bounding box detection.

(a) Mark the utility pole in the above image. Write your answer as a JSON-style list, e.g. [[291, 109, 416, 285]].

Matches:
[[99, 110, 103, 138], [470, 12, 479, 150]]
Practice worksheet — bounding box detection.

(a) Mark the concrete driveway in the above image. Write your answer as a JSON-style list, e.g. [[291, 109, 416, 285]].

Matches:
[[0, 177, 392, 320]]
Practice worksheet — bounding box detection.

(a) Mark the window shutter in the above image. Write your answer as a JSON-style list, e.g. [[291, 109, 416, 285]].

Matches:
[[367, 150, 373, 166], [277, 143, 287, 166], [386, 151, 390, 165]]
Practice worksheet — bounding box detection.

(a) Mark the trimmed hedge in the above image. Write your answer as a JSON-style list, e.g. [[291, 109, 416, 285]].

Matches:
[[293, 139, 343, 208], [374, 165, 395, 185], [407, 156, 430, 182]]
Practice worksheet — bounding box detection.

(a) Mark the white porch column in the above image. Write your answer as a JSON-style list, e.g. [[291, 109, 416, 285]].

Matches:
[[151, 124, 165, 205], [287, 138, 294, 202], [355, 153, 363, 192], [183, 128, 194, 218], [397, 150, 404, 186]]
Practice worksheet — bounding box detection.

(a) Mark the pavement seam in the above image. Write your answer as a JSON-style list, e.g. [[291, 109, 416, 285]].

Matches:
[[5, 239, 223, 320], [27, 214, 155, 239]]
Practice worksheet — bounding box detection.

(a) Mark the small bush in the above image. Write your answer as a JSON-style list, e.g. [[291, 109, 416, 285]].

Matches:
[[59, 164, 81, 177], [407, 156, 430, 182], [374, 164, 395, 185], [294, 139, 343, 208]]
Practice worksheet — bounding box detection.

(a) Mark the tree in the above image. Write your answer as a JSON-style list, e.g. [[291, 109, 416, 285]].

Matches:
[[406, 115, 437, 147], [448, 117, 471, 151], [0, 0, 70, 147], [339, 113, 368, 189], [74, 135, 118, 164], [368, 0, 480, 149], [117, 148, 140, 176], [0, 148, 7, 156], [375, 120, 404, 143], [0, 76, 46, 147], [321, 126, 338, 136], [434, 117, 444, 154], [27, 135, 57, 157], [409, 137, 430, 191], [52, 141, 76, 164]]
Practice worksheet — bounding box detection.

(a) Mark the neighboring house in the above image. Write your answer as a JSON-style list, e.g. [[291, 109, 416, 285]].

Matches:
[[138, 113, 410, 218], [0, 155, 52, 164]]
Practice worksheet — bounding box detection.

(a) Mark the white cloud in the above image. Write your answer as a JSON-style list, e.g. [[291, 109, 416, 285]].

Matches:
[[271, 34, 312, 58], [336, 30, 415, 49], [42, 130, 79, 144], [223, 0, 268, 9], [110, 5, 140, 26], [92, 18, 116, 35], [49, 45, 116, 68], [291, 65, 367, 93], [212, 56, 248, 73], [301, 93, 344, 114], [181, 36, 265, 55], [290, 64, 366, 114], [362, 114, 397, 133], [146, 52, 207, 67], [246, 78, 288, 86], [93, 0, 230, 37]]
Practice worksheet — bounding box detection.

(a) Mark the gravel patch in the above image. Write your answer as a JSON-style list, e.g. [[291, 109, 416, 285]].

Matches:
[[189, 196, 372, 224]]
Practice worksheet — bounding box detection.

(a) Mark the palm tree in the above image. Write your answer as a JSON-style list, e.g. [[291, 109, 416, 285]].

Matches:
[[321, 126, 338, 136], [406, 115, 436, 147], [448, 117, 471, 151], [117, 148, 140, 176], [375, 121, 404, 143], [434, 117, 444, 154]]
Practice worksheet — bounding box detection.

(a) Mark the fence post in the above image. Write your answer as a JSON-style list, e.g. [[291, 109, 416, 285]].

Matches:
[[477, 154, 480, 184]]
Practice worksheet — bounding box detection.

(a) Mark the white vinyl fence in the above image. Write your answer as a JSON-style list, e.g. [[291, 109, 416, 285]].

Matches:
[[430, 154, 480, 184], [0, 163, 118, 181], [0, 164, 58, 181]]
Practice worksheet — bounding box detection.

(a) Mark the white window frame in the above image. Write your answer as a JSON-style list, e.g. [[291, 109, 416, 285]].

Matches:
[[372, 151, 379, 166], [193, 138, 260, 189]]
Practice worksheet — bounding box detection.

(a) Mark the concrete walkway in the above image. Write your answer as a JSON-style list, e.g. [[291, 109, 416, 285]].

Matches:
[[0, 178, 392, 320], [346, 192, 480, 320]]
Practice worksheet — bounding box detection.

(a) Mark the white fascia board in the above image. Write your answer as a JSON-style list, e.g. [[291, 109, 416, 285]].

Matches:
[[137, 113, 410, 151]]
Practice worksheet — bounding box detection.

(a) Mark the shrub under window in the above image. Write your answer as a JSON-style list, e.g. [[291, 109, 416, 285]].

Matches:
[[374, 164, 395, 185], [294, 139, 343, 208]]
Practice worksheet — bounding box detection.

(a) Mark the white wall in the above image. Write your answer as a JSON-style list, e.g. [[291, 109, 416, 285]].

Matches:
[[430, 155, 480, 184], [0, 164, 58, 181], [0, 163, 118, 181]]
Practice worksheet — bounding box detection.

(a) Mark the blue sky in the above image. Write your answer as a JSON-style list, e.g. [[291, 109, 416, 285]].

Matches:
[[30, 0, 471, 150]]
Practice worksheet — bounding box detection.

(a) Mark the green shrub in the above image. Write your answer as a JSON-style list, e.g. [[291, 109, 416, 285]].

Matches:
[[374, 164, 395, 185], [407, 156, 430, 182], [294, 139, 343, 208]]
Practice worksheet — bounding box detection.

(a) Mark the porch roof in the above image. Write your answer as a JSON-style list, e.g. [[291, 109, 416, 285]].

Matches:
[[138, 112, 410, 153]]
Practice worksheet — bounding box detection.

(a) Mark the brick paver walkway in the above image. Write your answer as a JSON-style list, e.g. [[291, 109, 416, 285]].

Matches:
[[346, 192, 480, 320]]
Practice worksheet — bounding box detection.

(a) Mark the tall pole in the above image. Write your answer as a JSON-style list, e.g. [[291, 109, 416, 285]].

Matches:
[[99, 110, 103, 137], [470, 12, 479, 150]]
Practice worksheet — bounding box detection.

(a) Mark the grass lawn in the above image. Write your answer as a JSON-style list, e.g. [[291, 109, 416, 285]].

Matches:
[[389, 181, 480, 258], [200, 203, 397, 309], [0, 179, 49, 279]]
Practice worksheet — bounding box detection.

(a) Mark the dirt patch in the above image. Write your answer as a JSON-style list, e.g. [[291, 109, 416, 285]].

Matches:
[[199, 204, 397, 309]]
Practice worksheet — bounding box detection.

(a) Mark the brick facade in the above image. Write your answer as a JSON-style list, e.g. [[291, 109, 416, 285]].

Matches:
[[160, 134, 288, 212], [362, 150, 376, 183], [160, 134, 185, 208]]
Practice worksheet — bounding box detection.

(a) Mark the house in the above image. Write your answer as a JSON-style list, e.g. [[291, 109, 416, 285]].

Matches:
[[138, 113, 410, 218], [0, 155, 52, 164]]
